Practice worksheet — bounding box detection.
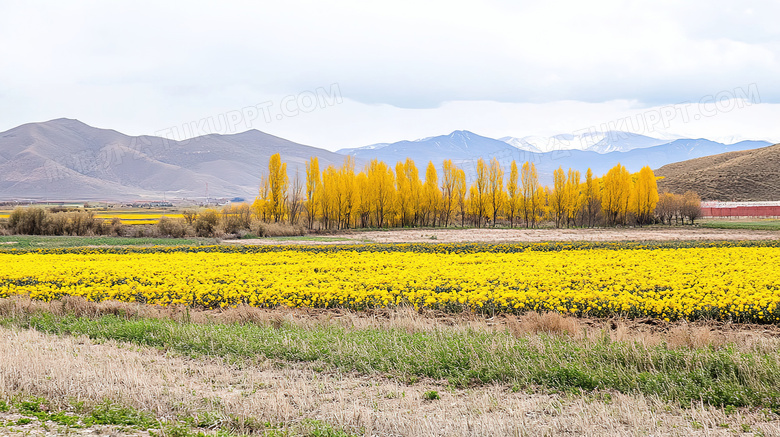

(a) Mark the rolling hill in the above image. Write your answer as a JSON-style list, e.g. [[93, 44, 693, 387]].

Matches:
[[0, 118, 346, 202], [655, 143, 780, 201]]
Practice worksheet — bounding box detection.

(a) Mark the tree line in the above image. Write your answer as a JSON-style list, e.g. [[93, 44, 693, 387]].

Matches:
[[252, 154, 702, 229]]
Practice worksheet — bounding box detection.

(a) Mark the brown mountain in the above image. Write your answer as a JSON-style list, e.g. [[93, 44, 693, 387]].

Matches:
[[0, 118, 346, 202], [655, 143, 780, 201]]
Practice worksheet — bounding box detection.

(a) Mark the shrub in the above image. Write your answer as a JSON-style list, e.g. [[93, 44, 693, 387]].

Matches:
[[64, 211, 103, 236], [106, 217, 125, 236], [43, 213, 69, 235], [157, 217, 189, 238], [182, 209, 197, 225], [8, 207, 46, 235], [194, 209, 220, 237], [255, 221, 306, 237], [220, 204, 253, 234]]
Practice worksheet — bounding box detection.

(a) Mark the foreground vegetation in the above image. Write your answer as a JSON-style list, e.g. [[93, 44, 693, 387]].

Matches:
[[0, 393, 358, 437], [2, 300, 780, 413], [2, 241, 780, 323]]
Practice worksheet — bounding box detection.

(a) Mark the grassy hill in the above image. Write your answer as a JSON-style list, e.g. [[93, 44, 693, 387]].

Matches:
[[655, 143, 780, 201]]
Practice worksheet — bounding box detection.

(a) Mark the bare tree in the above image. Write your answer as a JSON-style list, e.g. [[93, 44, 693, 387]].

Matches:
[[680, 191, 702, 225], [287, 168, 304, 225]]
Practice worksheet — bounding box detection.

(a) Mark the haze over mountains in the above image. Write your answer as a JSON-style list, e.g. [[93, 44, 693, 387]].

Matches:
[[0, 119, 774, 201]]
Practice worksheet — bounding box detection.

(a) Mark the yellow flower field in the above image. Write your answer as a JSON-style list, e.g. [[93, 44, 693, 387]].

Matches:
[[1, 244, 779, 322]]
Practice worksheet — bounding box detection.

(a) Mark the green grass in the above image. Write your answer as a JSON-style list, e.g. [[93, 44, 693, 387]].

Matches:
[[1, 394, 358, 437], [5, 311, 780, 411], [3, 239, 780, 255], [700, 220, 780, 231], [0, 235, 216, 249]]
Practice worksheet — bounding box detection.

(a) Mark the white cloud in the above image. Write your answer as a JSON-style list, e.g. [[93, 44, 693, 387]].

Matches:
[[0, 0, 778, 148]]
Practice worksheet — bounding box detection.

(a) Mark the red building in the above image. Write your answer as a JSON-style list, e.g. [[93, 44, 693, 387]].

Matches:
[[701, 201, 780, 218]]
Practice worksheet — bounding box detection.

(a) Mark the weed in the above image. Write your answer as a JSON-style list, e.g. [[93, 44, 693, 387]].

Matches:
[[423, 391, 440, 401]]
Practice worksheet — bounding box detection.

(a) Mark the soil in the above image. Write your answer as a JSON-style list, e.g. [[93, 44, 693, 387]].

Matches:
[[229, 226, 780, 246]]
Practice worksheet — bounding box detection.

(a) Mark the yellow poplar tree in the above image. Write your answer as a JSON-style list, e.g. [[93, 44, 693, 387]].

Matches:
[[520, 161, 543, 228], [252, 174, 271, 222], [583, 168, 600, 227], [472, 158, 489, 227], [355, 171, 371, 228], [304, 157, 320, 229], [395, 161, 412, 226], [423, 162, 441, 226], [440, 160, 458, 227], [455, 167, 467, 227], [403, 158, 423, 226], [320, 165, 338, 229], [549, 166, 567, 228], [632, 166, 659, 225], [487, 158, 505, 227], [267, 153, 288, 222], [367, 159, 395, 228], [339, 157, 356, 229], [602, 163, 631, 225], [565, 169, 582, 227], [506, 160, 519, 228]]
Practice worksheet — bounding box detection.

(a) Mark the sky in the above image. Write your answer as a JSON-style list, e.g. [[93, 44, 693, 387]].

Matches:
[[1, 0, 779, 151]]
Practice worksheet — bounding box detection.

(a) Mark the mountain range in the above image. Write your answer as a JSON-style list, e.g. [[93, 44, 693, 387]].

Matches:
[[0, 119, 774, 201], [498, 131, 675, 154], [337, 130, 771, 185], [0, 118, 345, 201]]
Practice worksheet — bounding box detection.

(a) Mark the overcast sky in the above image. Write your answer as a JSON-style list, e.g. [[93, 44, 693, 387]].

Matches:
[[1, 0, 779, 151]]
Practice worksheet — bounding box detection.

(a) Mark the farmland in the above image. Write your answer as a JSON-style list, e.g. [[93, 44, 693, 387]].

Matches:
[[3, 237, 780, 436], [2, 241, 780, 322], [0, 208, 184, 225]]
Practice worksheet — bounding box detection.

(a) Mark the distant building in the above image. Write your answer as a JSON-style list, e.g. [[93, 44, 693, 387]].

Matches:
[[701, 201, 780, 218], [123, 201, 174, 208]]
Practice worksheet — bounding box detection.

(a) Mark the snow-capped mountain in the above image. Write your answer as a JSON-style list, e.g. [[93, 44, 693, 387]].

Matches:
[[337, 130, 774, 185], [336, 143, 390, 155], [338, 130, 515, 166], [499, 131, 671, 154]]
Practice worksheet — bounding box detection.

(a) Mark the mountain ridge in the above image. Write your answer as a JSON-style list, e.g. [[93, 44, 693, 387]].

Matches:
[[0, 119, 775, 201], [656, 143, 780, 201], [0, 118, 346, 201]]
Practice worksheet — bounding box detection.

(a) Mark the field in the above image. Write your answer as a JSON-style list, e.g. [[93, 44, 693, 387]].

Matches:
[[2, 232, 780, 436], [3, 299, 780, 436], [700, 219, 780, 231], [268, 226, 780, 244], [2, 242, 780, 323], [0, 235, 215, 249], [0, 208, 184, 225]]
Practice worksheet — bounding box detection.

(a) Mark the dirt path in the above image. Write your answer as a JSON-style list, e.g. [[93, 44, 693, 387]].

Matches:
[[2, 327, 779, 436], [230, 227, 780, 246]]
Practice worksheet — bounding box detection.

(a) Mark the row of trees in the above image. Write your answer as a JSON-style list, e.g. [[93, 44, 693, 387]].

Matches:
[[253, 154, 696, 229]]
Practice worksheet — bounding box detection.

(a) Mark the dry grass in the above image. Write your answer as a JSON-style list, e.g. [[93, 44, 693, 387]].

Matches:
[[3, 296, 780, 354], [255, 222, 307, 237], [2, 326, 780, 436], [239, 227, 780, 245], [504, 311, 583, 338]]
